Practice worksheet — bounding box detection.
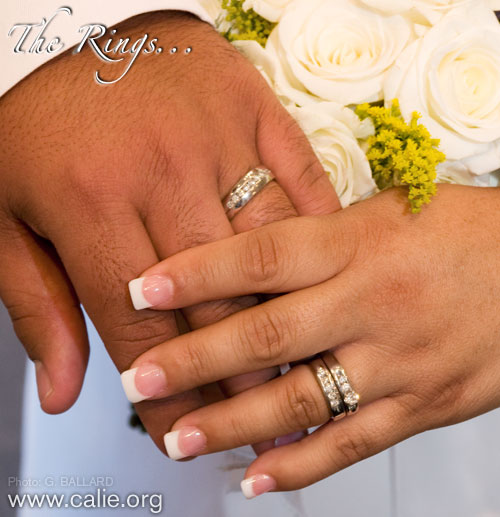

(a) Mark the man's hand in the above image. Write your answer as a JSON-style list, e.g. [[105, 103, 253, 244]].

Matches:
[[0, 11, 339, 452]]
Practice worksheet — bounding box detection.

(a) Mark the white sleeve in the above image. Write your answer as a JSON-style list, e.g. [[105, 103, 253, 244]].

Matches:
[[0, 1, 214, 97]]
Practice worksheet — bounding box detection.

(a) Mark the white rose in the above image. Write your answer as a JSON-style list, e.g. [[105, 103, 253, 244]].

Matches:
[[385, 4, 500, 175], [360, 0, 476, 25], [242, 0, 293, 22], [436, 161, 494, 186], [411, 0, 472, 25], [360, 0, 500, 26], [266, 0, 413, 106], [233, 39, 296, 107], [288, 103, 377, 207], [359, 0, 413, 15]]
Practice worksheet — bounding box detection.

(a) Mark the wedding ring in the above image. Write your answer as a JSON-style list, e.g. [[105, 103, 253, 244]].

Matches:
[[321, 352, 360, 415], [223, 167, 274, 220], [309, 358, 346, 421]]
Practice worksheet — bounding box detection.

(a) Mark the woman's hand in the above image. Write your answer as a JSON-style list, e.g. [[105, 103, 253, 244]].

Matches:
[[121, 184, 500, 494]]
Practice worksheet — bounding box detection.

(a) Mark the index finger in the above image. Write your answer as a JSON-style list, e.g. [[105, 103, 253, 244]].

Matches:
[[128, 213, 357, 311]]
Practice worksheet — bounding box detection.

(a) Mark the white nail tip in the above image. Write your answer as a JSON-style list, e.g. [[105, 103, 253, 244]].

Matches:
[[164, 431, 186, 461], [120, 368, 147, 403], [128, 278, 152, 310], [240, 479, 257, 499]]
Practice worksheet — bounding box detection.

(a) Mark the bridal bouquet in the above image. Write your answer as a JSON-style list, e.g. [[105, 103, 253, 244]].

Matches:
[[202, 0, 500, 212]]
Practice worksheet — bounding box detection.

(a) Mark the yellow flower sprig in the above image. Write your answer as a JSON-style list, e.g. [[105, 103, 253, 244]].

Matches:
[[222, 0, 276, 46], [356, 100, 446, 213]]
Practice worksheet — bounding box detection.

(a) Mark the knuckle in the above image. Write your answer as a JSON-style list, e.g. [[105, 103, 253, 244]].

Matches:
[[177, 338, 210, 383], [278, 373, 325, 430], [242, 229, 282, 285], [240, 308, 287, 365]]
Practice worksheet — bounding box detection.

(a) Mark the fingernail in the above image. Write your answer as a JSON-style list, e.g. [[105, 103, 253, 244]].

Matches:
[[34, 360, 53, 404], [163, 427, 207, 460], [128, 275, 174, 310], [241, 474, 277, 499], [275, 431, 306, 447], [120, 365, 167, 403]]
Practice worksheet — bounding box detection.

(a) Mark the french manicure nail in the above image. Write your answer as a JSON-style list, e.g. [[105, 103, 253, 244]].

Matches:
[[120, 365, 167, 403], [163, 427, 207, 460], [241, 474, 277, 499], [34, 360, 53, 404], [128, 275, 174, 310]]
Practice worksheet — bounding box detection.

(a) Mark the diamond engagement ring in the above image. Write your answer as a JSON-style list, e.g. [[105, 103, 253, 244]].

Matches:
[[223, 167, 274, 220], [309, 357, 347, 421], [321, 352, 360, 415]]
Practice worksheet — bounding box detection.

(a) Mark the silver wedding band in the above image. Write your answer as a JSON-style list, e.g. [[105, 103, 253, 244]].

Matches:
[[223, 167, 274, 220]]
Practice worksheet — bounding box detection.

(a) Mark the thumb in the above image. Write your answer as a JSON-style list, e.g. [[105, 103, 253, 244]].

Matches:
[[0, 220, 89, 414]]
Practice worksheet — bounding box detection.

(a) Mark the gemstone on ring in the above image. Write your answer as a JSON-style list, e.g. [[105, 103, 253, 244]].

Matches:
[[223, 167, 274, 219], [309, 358, 346, 421], [320, 355, 360, 415]]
